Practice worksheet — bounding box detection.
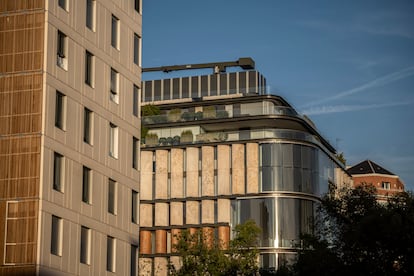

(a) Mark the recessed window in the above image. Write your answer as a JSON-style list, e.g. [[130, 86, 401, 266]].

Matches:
[[110, 68, 119, 103], [131, 244, 138, 276], [57, 31, 67, 69], [131, 190, 138, 223], [111, 15, 119, 49], [51, 215, 62, 256], [82, 166, 91, 204], [133, 85, 139, 117], [382, 182, 391, 190], [132, 137, 139, 169], [58, 0, 68, 11], [133, 33, 140, 65], [83, 108, 93, 144], [107, 236, 116, 272], [55, 91, 66, 130], [86, 0, 95, 31], [53, 152, 64, 192], [80, 226, 91, 264], [85, 50, 94, 87], [134, 0, 140, 13], [108, 178, 117, 215], [109, 123, 118, 158]]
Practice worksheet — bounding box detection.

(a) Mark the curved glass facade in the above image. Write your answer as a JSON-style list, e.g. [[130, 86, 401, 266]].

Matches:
[[260, 143, 335, 196], [232, 197, 316, 248]]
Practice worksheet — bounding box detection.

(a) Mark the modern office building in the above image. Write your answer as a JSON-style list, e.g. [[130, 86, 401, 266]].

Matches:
[[138, 59, 352, 274], [0, 1, 141, 275], [347, 160, 404, 202]]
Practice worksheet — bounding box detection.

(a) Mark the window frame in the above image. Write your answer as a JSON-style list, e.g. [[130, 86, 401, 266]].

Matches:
[[109, 123, 118, 158], [133, 85, 139, 117], [83, 108, 93, 144], [53, 152, 64, 192], [134, 0, 141, 13], [57, 31, 68, 69], [85, 50, 94, 87], [55, 91, 65, 130], [82, 166, 91, 204], [111, 15, 120, 49], [51, 215, 63, 256], [133, 33, 141, 65], [80, 226, 91, 265], [108, 178, 117, 215], [131, 190, 138, 223], [110, 68, 119, 103], [132, 137, 139, 169], [86, 0, 96, 31], [106, 236, 116, 272]]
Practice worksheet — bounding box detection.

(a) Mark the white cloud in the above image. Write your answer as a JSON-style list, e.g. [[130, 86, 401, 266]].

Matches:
[[301, 65, 414, 108], [302, 101, 413, 116]]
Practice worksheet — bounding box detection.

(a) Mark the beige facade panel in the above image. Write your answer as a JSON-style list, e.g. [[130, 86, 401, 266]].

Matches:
[[186, 201, 199, 225], [170, 148, 184, 198], [185, 147, 199, 197], [246, 143, 259, 193], [155, 202, 169, 226], [139, 258, 153, 276], [154, 257, 168, 276], [232, 144, 245, 194], [201, 199, 215, 224], [201, 146, 214, 196], [140, 204, 153, 227], [217, 145, 230, 195], [170, 202, 183, 225], [140, 151, 153, 200], [217, 198, 231, 223], [155, 150, 168, 199]]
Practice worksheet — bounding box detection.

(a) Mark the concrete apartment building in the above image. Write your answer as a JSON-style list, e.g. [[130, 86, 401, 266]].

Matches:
[[138, 59, 352, 274], [0, 0, 142, 275], [347, 160, 405, 202]]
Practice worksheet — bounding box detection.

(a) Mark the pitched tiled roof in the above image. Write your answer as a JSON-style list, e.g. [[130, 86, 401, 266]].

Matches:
[[347, 160, 395, 175]]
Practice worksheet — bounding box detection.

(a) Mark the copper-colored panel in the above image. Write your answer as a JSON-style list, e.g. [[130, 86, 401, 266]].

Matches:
[[171, 229, 181, 253], [202, 227, 214, 248], [218, 226, 230, 250], [155, 230, 167, 254], [139, 231, 152, 254]]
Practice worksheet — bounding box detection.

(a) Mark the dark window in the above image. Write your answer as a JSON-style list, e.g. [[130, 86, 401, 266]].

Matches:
[[57, 31, 66, 58], [55, 91, 65, 129], [130, 244, 138, 276], [132, 137, 139, 169], [80, 226, 90, 264], [85, 51, 93, 86], [133, 85, 139, 117], [51, 215, 62, 256], [111, 15, 119, 49], [83, 108, 92, 144], [107, 236, 115, 272], [134, 33, 140, 65], [86, 0, 95, 30], [58, 0, 67, 10], [134, 0, 140, 13], [82, 166, 91, 203], [53, 152, 63, 192], [108, 178, 117, 214], [132, 190, 138, 223]]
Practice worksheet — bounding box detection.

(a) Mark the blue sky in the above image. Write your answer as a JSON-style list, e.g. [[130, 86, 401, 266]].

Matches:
[[142, 0, 414, 191]]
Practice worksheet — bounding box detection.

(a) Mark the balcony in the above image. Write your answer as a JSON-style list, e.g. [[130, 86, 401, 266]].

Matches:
[[142, 105, 299, 126], [142, 128, 320, 148]]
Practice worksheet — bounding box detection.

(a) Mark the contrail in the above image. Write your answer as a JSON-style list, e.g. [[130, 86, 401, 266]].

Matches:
[[302, 101, 413, 116], [301, 65, 414, 108]]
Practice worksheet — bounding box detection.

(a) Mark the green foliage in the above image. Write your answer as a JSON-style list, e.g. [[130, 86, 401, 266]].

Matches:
[[335, 152, 346, 166], [169, 220, 261, 276], [286, 185, 414, 276], [141, 104, 160, 116]]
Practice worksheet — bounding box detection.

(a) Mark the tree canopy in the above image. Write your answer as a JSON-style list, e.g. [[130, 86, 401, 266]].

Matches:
[[289, 185, 414, 276], [169, 220, 261, 276]]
